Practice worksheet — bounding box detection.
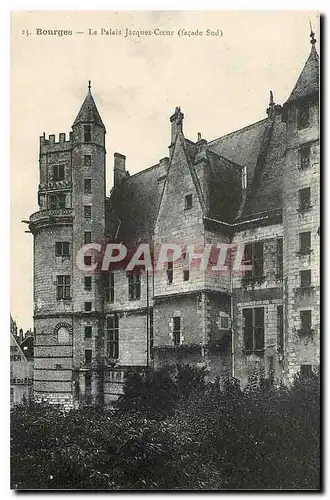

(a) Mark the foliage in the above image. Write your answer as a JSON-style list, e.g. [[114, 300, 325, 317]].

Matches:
[[11, 366, 320, 490]]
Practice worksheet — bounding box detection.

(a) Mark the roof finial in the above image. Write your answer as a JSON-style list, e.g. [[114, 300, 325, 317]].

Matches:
[[309, 19, 316, 47], [88, 80, 91, 92]]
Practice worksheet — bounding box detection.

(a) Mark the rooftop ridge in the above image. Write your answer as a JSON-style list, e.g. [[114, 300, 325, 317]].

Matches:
[[207, 117, 268, 146]]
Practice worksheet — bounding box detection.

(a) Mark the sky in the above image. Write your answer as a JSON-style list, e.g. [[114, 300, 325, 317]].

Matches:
[[10, 10, 320, 330]]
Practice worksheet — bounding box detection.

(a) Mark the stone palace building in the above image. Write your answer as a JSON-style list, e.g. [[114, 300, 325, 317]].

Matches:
[[28, 31, 320, 408]]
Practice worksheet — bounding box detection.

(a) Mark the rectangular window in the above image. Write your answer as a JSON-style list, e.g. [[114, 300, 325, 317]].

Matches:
[[104, 272, 114, 303], [182, 252, 190, 281], [298, 187, 311, 211], [85, 373, 92, 404], [55, 242, 70, 257], [84, 326, 92, 339], [300, 269, 311, 288], [185, 194, 193, 210], [85, 349, 92, 364], [300, 310, 312, 332], [220, 316, 230, 329], [300, 364, 312, 378], [84, 301, 92, 312], [243, 307, 264, 352], [299, 146, 311, 170], [84, 155, 92, 166], [84, 276, 92, 291], [128, 273, 141, 300], [84, 125, 92, 143], [297, 103, 310, 129], [84, 255, 92, 267], [299, 232, 311, 255], [150, 309, 154, 352], [167, 261, 173, 284], [244, 242, 264, 279], [277, 305, 283, 352], [84, 205, 92, 218], [107, 315, 119, 359], [52, 164, 65, 181], [84, 179, 92, 194], [173, 316, 181, 345], [56, 275, 71, 300], [50, 193, 66, 209], [276, 238, 283, 278], [84, 231, 92, 245]]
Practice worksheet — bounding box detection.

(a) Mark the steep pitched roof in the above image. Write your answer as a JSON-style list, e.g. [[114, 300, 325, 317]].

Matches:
[[73, 90, 105, 128], [286, 46, 319, 103], [207, 118, 269, 191], [242, 115, 286, 217], [106, 163, 166, 245]]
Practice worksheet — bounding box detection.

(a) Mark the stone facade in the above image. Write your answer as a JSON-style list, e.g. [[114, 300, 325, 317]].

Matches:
[[29, 38, 320, 407]]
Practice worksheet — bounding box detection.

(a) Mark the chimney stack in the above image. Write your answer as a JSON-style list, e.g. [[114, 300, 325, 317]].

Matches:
[[170, 106, 184, 146], [114, 153, 126, 187]]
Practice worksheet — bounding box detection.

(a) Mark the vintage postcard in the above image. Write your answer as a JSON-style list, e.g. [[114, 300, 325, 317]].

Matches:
[[10, 10, 320, 491]]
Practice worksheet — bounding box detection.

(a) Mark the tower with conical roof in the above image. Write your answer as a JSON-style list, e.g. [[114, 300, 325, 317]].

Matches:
[[282, 28, 320, 381], [29, 83, 106, 408]]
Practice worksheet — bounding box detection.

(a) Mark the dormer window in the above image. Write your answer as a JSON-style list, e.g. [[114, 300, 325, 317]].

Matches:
[[297, 103, 309, 129], [185, 194, 193, 210], [84, 125, 91, 143]]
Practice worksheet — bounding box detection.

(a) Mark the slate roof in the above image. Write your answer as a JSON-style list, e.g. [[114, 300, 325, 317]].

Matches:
[[208, 118, 269, 193], [73, 90, 105, 128], [106, 163, 164, 244], [106, 46, 319, 236], [286, 46, 319, 103]]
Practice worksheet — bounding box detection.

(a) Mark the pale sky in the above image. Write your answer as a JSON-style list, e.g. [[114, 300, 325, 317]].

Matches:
[[10, 10, 320, 330]]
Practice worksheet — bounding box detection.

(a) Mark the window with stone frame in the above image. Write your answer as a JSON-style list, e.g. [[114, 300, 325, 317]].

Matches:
[[173, 316, 181, 345], [299, 146, 311, 170], [128, 272, 141, 300], [297, 102, 310, 129], [104, 271, 115, 303], [84, 276, 92, 291], [50, 193, 66, 210], [149, 309, 154, 352], [243, 242, 264, 281], [299, 310, 312, 335], [299, 231, 312, 255], [84, 205, 92, 218], [84, 326, 92, 339], [55, 241, 70, 258], [298, 187, 311, 211], [84, 231, 92, 244], [84, 125, 92, 143], [84, 179, 92, 194], [185, 194, 193, 210], [167, 260, 173, 284], [276, 238, 283, 278], [243, 307, 264, 352], [277, 306, 283, 352], [107, 314, 119, 359], [182, 251, 190, 281], [300, 364, 313, 377], [56, 275, 71, 300], [84, 301, 92, 312], [52, 164, 65, 181], [300, 269, 311, 288], [84, 255, 92, 267], [85, 372, 92, 404], [84, 155, 92, 166]]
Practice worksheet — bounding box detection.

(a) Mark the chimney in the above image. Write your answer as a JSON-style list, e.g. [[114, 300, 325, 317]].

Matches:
[[19, 328, 23, 343], [114, 153, 126, 187], [170, 106, 184, 146]]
